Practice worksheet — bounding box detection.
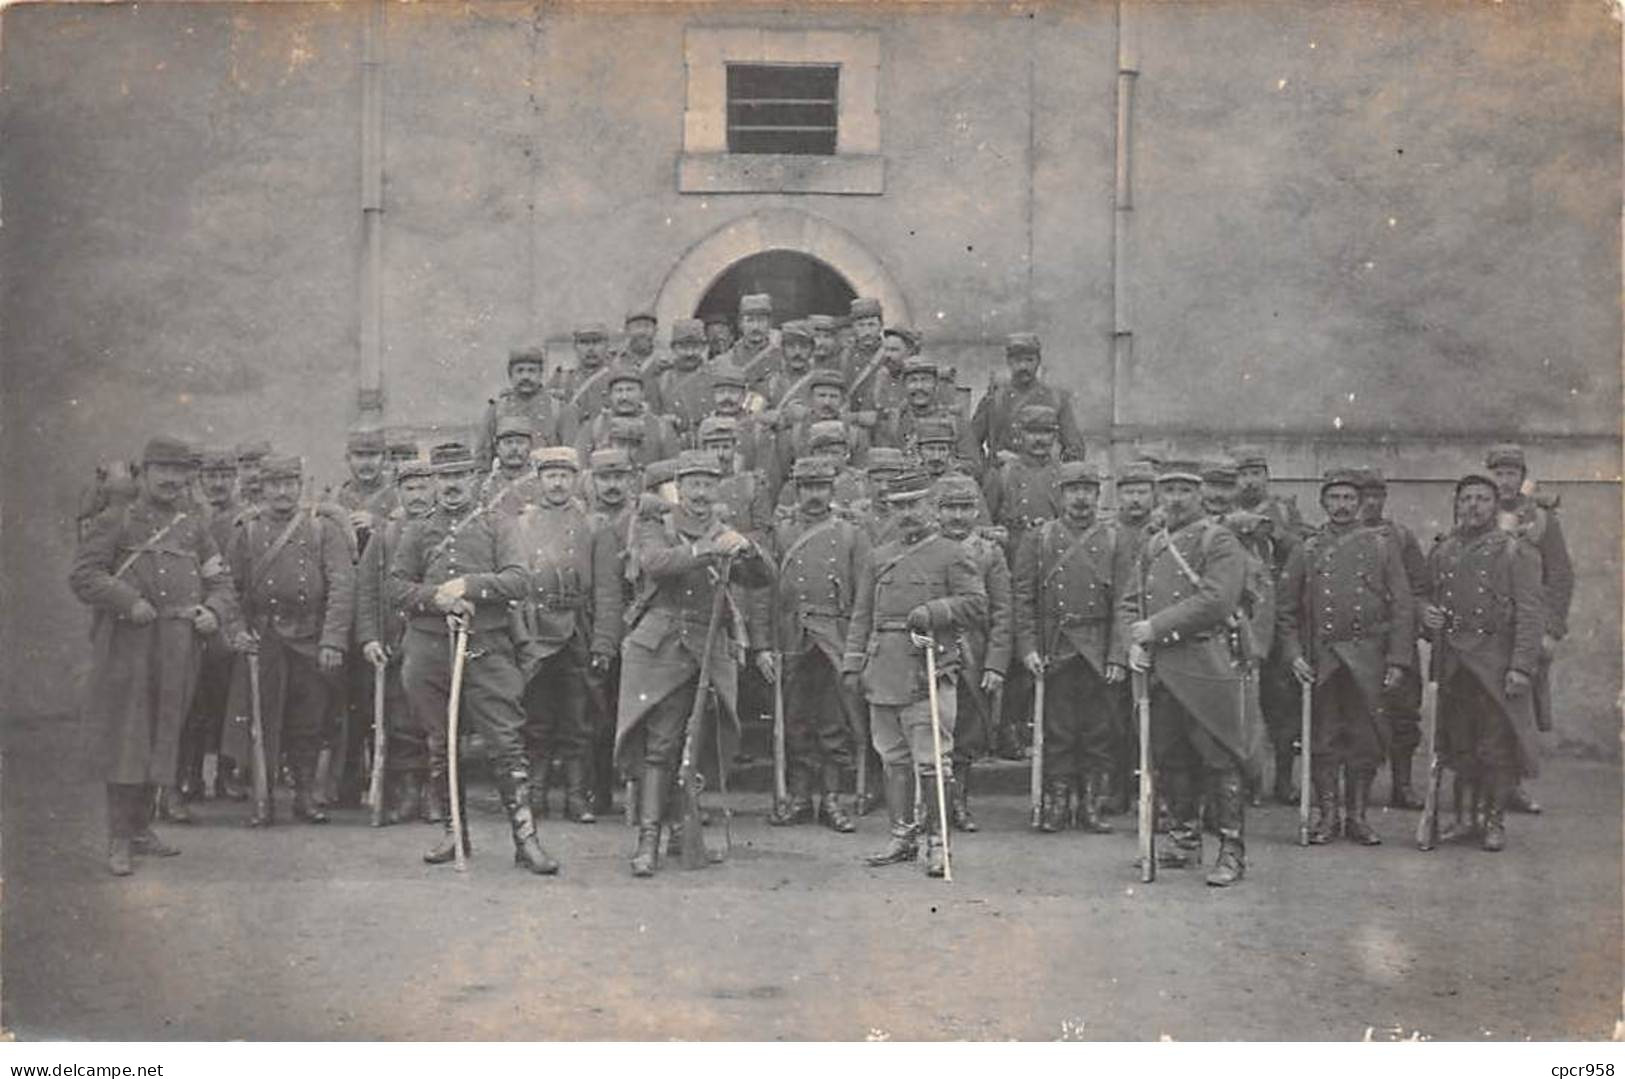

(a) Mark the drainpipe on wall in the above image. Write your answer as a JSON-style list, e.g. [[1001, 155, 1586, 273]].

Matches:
[[357, 0, 385, 417], [1109, 0, 1138, 457]]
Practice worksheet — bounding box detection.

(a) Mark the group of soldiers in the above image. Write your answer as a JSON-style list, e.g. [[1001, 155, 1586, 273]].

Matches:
[[70, 292, 1573, 884]]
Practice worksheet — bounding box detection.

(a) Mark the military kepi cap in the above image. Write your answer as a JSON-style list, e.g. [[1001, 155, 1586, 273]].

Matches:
[[671, 318, 706, 344], [346, 427, 387, 453], [808, 420, 848, 448], [1156, 459, 1204, 484], [1201, 458, 1239, 486], [396, 459, 434, 481], [792, 456, 838, 484], [235, 440, 273, 464], [807, 368, 847, 393], [935, 474, 981, 505], [850, 297, 882, 320], [1484, 443, 1526, 470], [866, 448, 906, 474], [1116, 459, 1157, 487], [779, 319, 812, 343], [698, 415, 739, 443], [198, 447, 237, 472], [508, 345, 547, 371], [573, 323, 608, 342], [1320, 466, 1364, 494], [676, 448, 722, 478], [259, 454, 302, 481], [886, 469, 933, 503], [534, 446, 580, 473], [429, 442, 479, 474], [739, 293, 773, 316], [624, 307, 657, 327], [1456, 472, 1498, 496], [1056, 461, 1102, 489], [1017, 404, 1059, 431], [1356, 466, 1387, 492], [494, 416, 534, 441], [1230, 444, 1269, 470], [143, 435, 195, 467], [589, 448, 634, 473], [1006, 332, 1041, 355]]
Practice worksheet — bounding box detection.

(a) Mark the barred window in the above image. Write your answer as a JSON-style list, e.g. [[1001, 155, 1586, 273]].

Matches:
[[726, 64, 839, 156]]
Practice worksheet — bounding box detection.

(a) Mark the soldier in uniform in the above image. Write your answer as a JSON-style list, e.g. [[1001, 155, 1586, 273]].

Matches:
[[936, 474, 1012, 832], [1105, 457, 1160, 808], [175, 447, 248, 808], [235, 440, 273, 506], [842, 470, 987, 877], [509, 447, 624, 824], [970, 333, 1086, 461], [704, 311, 735, 360], [705, 366, 778, 483], [1277, 468, 1415, 845], [984, 404, 1064, 558], [479, 415, 544, 516], [918, 417, 990, 521], [885, 357, 983, 474], [619, 307, 670, 384], [840, 298, 886, 398], [476, 346, 574, 466], [1485, 443, 1572, 815], [575, 362, 680, 467], [764, 319, 815, 409], [765, 456, 871, 832], [860, 447, 907, 548], [717, 293, 782, 398], [776, 420, 868, 518], [388, 437, 419, 471], [849, 314, 909, 420], [1422, 474, 1544, 851], [1123, 460, 1252, 887], [700, 416, 777, 544], [390, 442, 558, 874], [224, 455, 354, 826], [777, 370, 872, 479], [1014, 462, 1131, 833], [656, 317, 714, 447], [553, 323, 617, 430], [1356, 467, 1431, 809], [584, 448, 640, 814], [1229, 444, 1307, 807], [71, 436, 240, 875], [808, 314, 843, 374], [616, 450, 773, 877], [356, 455, 436, 823]]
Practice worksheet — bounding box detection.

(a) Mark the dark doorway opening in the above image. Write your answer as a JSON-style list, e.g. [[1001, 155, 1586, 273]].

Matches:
[[694, 250, 857, 329]]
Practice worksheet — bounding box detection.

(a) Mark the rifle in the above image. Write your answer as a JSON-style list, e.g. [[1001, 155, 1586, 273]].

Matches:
[[772, 649, 788, 811], [917, 631, 953, 882], [247, 650, 271, 826], [1030, 666, 1046, 830], [1133, 668, 1154, 883], [1416, 640, 1442, 850], [678, 557, 732, 870], [367, 656, 388, 827], [446, 613, 471, 873], [1298, 679, 1312, 846]]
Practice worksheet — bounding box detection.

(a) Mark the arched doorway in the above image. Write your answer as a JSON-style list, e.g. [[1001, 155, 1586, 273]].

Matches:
[[694, 250, 856, 327], [654, 207, 912, 332]]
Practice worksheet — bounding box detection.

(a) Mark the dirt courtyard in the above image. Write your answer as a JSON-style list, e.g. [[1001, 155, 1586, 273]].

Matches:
[[3, 716, 1618, 1041]]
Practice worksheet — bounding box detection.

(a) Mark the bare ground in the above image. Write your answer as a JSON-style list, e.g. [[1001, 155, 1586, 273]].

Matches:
[[3, 715, 1618, 1041]]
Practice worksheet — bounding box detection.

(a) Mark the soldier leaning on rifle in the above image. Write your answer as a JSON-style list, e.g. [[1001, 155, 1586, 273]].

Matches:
[[842, 470, 987, 878], [1421, 473, 1544, 852], [1015, 462, 1132, 834], [509, 447, 624, 825], [223, 455, 355, 827], [477, 345, 575, 466], [355, 452, 436, 824], [936, 474, 1012, 833], [390, 442, 559, 875], [765, 456, 872, 832], [1485, 442, 1572, 816], [616, 449, 773, 878], [583, 448, 641, 815], [1122, 459, 1252, 888], [71, 436, 242, 877], [1277, 468, 1414, 847], [1355, 467, 1431, 810]]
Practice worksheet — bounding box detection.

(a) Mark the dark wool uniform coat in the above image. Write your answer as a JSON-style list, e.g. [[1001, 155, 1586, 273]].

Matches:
[[477, 387, 575, 465], [1425, 526, 1544, 777], [1498, 493, 1573, 732], [613, 505, 773, 769], [970, 378, 1085, 461], [771, 512, 871, 666], [71, 499, 239, 783], [1014, 517, 1133, 677], [509, 499, 624, 673], [950, 528, 1013, 750], [387, 507, 530, 637], [841, 531, 988, 706], [1121, 518, 1256, 770], [1275, 522, 1416, 753], [355, 511, 418, 652]]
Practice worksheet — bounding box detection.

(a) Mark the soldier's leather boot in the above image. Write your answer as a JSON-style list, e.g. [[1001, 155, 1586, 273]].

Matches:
[[387, 771, 422, 826], [1040, 778, 1071, 833], [500, 772, 560, 875], [129, 784, 181, 857], [156, 784, 192, 824], [423, 770, 471, 864], [1437, 774, 1480, 844], [1077, 771, 1115, 834], [1205, 769, 1246, 887], [1307, 764, 1339, 845], [1157, 769, 1199, 867], [291, 755, 329, 824], [1507, 783, 1541, 815], [106, 785, 135, 877], [1482, 773, 1510, 852], [819, 765, 856, 833], [1272, 742, 1299, 805], [1346, 768, 1382, 845], [565, 758, 596, 824], [922, 774, 950, 878], [865, 766, 919, 866], [949, 762, 978, 833], [631, 766, 668, 877], [422, 771, 446, 823], [1388, 750, 1423, 810]]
